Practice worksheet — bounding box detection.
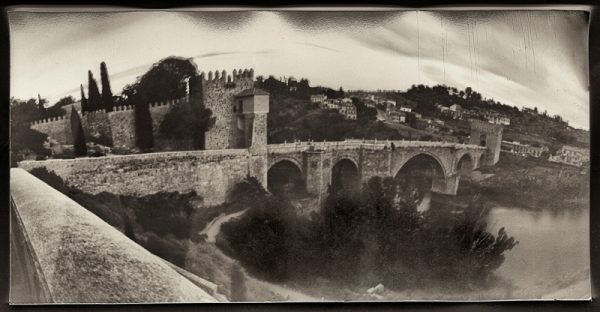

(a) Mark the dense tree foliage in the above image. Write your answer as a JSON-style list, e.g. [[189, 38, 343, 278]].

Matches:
[[134, 98, 154, 151], [159, 76, 215, 149], [53, 95, 76, 108], [37, 94, 47, 116], [10, 97, 50, 166], [88, 70, 102, 111], [70, 107, 87, 157], [80, 84, 89, 113], [100, 62, 115, 112], [219, 177, 518, 290], [120, 56, 197, 107]]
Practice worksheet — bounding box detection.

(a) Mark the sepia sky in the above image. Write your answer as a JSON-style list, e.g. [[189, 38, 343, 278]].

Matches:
[[9, 9, 589, 129]]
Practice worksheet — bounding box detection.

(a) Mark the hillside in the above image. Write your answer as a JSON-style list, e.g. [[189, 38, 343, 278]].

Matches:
[[301, 83, 588, 151], [256, 76, 405, 143]]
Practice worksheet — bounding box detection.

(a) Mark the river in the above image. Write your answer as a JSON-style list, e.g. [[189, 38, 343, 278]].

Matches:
[[486, 207, 590, 300]]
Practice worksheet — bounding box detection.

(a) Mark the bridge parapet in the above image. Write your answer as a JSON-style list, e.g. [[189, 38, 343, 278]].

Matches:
[[10, 168, 222, 304], [267, 139, 486, 154]]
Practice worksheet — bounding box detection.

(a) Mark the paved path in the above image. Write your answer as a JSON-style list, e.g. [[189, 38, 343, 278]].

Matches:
[[200, 209, 248, 243], [200, 209, 320, 301]]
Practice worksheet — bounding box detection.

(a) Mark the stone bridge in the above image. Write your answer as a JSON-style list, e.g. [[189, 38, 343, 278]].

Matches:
[[266, 139, 487, 197]]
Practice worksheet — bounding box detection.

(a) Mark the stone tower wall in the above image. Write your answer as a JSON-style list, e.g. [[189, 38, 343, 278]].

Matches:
[[194, 69, 255, 150], [469, 119, 503, 166]]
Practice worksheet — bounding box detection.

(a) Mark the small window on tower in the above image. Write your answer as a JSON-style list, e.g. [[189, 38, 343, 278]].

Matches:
[[479, 134, 487, 147]]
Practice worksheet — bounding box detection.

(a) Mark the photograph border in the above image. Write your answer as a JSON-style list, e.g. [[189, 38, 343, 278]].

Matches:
[[0, 0, 598, 311]]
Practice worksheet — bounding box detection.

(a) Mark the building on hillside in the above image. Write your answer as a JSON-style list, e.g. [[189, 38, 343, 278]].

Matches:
[[399, 105, 412, 113], [501, 140, 548, 158], [310, 94, 327, 104], [548, 145, 590, 167], [387, 110, 406, 123], [325, 99, 341, 110], [440, 103, 462, 119], [449, 104, 461, 111], [339, 102, 357, 120], [485, 113, 511, 126], [522, 107, 536, 114], [384, 100, 396, 109], [341, 97, 353, 105]]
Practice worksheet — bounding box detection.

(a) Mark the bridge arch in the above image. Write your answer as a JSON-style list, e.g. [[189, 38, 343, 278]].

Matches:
[[267, 159, 305, 196], [394, 153, 447, 193], [456, 153, 474, 177], [331, 158, 360, 193]]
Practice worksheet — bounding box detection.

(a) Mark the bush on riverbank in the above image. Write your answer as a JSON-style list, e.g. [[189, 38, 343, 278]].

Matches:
[[219, 176, 518, 291]]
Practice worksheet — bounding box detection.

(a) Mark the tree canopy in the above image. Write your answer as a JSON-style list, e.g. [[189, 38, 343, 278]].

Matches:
[[121, 56, 198, 107], [100, 62, 115, 112]]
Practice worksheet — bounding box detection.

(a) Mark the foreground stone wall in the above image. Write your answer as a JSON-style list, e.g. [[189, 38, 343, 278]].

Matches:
[[10, 168, 220, 303], [19, 149, 267, 207]]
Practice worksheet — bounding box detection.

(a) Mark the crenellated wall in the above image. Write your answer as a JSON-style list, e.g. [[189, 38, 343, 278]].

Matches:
[[29, 98, 191, 150], [31, 115, 72, 145], [107, 105, 136, 149]]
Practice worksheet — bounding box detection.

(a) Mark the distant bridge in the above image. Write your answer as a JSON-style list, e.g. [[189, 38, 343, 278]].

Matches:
[[266, 139, 486, 197]]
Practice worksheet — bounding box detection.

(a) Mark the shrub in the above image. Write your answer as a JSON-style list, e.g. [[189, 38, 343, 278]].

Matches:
[[141, 232, 187, 267]]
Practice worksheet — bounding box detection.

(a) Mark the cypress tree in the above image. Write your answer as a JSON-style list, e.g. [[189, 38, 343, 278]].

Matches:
[[134, 96, 154, 151], [37, 94, 46, 116], [70, 107, 87, 157], [100, 62, 114, 112], [80, 84, 89, 113], [88, 70, 102, 111]]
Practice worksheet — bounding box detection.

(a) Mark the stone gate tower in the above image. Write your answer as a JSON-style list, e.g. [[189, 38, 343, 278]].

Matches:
[[188, 68, 269, 152], [469, 119, 503, 166]]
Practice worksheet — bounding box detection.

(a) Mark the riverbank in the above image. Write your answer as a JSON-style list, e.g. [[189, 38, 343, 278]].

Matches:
[[443, 153, 589, 213]]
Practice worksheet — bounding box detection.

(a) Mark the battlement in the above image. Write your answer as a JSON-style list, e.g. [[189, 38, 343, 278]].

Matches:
[[83, 109, 108, 117], [149, 97, 187, 108], [199, 68, 254, 86], [30, 115, 68, 126], [113, 105, 134, 112]]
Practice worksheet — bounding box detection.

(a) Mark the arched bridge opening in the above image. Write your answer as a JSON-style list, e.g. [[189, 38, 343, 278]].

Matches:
[[331, 158, 360, 194], [395, 153, 446, 202], [457, 154, 474, 177], [267, 160, 305, 196]]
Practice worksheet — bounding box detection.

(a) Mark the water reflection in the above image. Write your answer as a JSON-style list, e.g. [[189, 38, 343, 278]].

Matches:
[[487, 207, 590, 299]]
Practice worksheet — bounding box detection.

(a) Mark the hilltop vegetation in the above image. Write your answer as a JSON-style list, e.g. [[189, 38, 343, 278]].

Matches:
[[218, 177, 517, 293]]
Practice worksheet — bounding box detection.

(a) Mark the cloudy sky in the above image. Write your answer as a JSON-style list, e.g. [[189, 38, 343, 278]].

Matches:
[[9, 9, 589, 129]]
